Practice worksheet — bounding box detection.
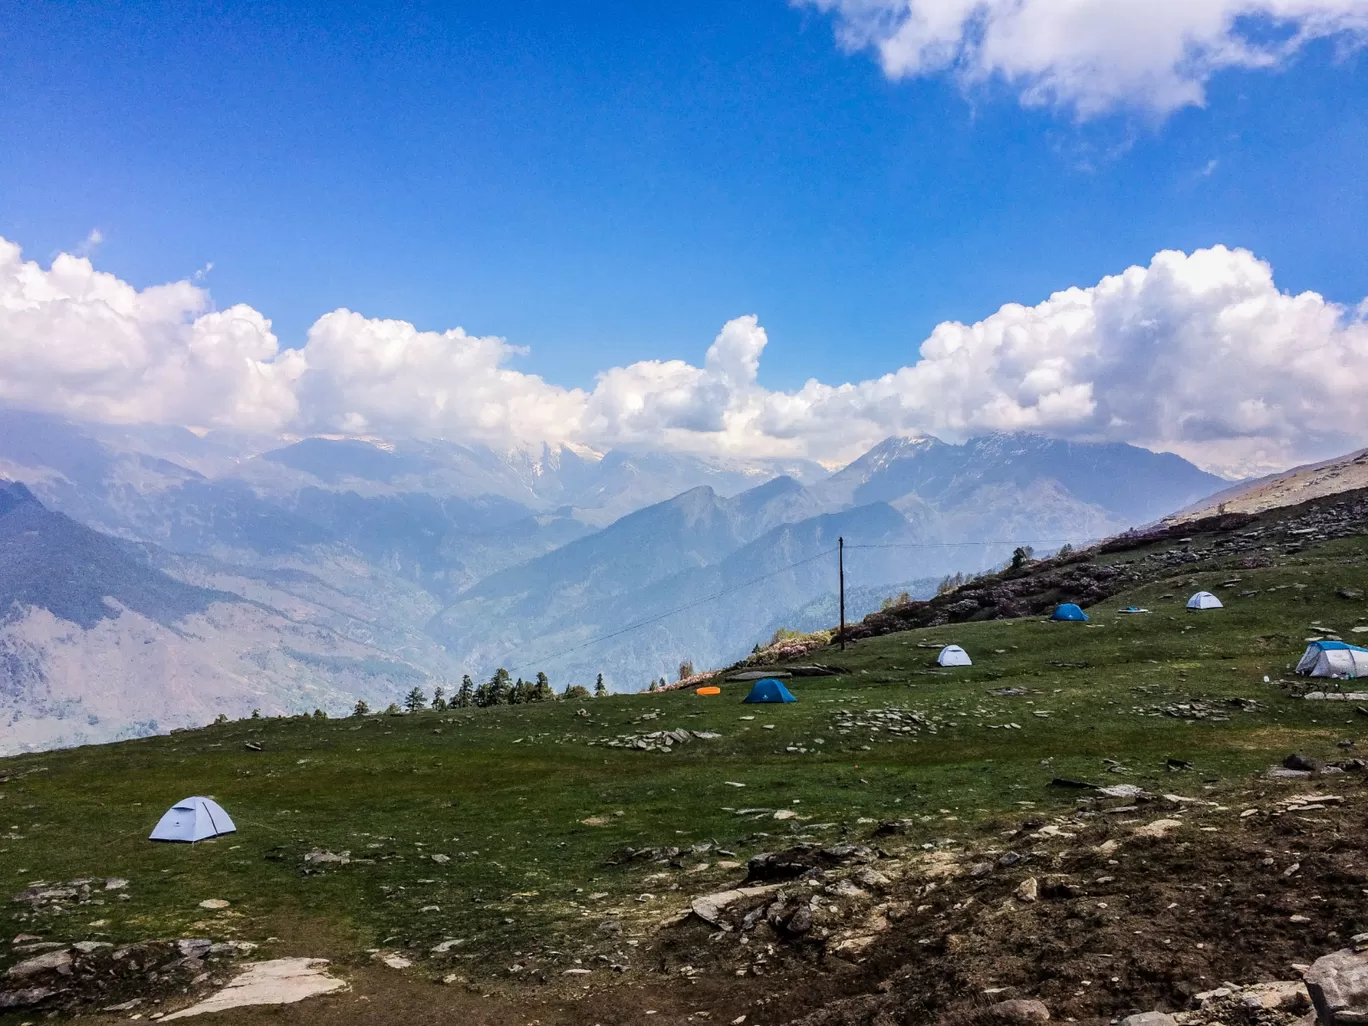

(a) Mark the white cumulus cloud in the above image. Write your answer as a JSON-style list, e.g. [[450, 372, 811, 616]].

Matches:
[[0, 238, 302, 432], [798, 0, 1368, 116], [0, 235, 1365, 477]]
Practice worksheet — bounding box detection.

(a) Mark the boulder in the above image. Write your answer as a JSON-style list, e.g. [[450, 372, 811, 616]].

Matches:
[[1015, 877, 1039, 903], [988, 998, 1050, 1022], [4, 948, 72, 978], [0, 987, 60, 1009], [1119, 1014, 1176, 1026], [1285, 753, 1324, 772], [1304, 949, 1368, 1026]]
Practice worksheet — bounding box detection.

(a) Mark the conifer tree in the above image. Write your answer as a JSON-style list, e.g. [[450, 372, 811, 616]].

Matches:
[[648, 679, 659, 693], [534, 671, 554, 701], [353, 700, 370, 717], [594, 673, 608, 698], [487, 668, 513, 706], [431, 686, 447, 711], [404, 686, 427, 713], [456, 675, 474, 708]]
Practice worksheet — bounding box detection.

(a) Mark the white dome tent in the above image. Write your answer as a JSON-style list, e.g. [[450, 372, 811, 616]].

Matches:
[[936, 645, 972, 667], [1186, 591, 1223, 610], [149, 796, 237, 843], [1296, 640, 1368, 679]]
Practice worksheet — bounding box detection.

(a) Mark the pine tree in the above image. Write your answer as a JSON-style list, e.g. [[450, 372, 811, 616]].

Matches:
[[489, 668, 512, 706], [648, 679, 659, 693], [678, 660, 694, 681], [456, 675, 474, 708], [534, 671, 554, 702], [353, 700, 370, 717], [563, 684, 591, 700], [313, 708, 327, 719], [508, 678, 525, 705], [594, 673, 608, 698], [384, 702, 401, 715], [431, 686, 447, 711], [404, 686, 427, 714], [473, 680, 492, 707]]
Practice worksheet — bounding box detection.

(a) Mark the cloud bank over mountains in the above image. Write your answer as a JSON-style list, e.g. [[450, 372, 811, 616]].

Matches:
[[1, 236, 1364, 477], [799, 0, 1368, 117]]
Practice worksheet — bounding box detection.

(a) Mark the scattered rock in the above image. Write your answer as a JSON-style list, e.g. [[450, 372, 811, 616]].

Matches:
[[745, 844, 874, 883], [1119, 1014, 1177, 1026], [302, 850, 350, 867], [1304, 948, 1368, 1026], [1133, 818, 1184, 839], [1237, 980, 1311, 1012], [177, 939, 212, 960], [378, 953, 412, 970], [1015, 878, 1039, 903], [161, 958, 345, 1020], [197, 899, 230, 910], [989, 998, 1051, 1022]]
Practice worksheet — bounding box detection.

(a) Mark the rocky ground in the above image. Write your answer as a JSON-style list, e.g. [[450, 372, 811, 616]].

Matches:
[[7, 761, 1366, 1025]]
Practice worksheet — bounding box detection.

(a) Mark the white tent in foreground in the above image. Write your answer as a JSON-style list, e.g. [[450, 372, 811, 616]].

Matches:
[[1296, 640, 1368, 679], [1186, 591, 1223, 610], [150, 796, 236, 842], [936, 645, 973, 667]]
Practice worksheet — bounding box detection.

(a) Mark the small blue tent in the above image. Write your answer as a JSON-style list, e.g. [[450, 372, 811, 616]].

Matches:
[[744, 678, 797, 703], [1050, 603, 1090, 622]]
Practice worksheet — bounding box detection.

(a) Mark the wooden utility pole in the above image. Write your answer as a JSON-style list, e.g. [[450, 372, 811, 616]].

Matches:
[[838, 536, 845, 651]]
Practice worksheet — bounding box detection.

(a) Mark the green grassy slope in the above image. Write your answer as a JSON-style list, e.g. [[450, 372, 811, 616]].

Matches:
[[1, 505, 1365, 995]]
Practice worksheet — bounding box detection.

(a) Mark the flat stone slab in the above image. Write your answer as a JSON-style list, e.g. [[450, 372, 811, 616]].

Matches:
[[162, 958, 345, 1020], [690, 884, 782, 926]]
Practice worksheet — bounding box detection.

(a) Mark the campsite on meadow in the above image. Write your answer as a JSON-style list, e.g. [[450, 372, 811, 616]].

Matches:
[[2, 487, 1366, 1025]]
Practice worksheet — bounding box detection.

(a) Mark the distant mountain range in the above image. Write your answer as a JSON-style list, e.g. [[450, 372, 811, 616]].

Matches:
[[0, 406, 1233, 751]]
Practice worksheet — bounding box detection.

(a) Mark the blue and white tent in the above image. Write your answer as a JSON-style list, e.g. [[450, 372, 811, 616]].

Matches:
[[743, 678, 797, 703], [149, 796, 236, 842], [1296, 640, 1368, 679], [1050, 603, 1090, 622]]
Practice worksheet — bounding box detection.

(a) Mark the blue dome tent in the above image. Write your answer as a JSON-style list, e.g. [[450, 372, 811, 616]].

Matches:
[[149, 796, 236, 843], [743, 678, 797, 703], [1050, 603, 1090, 622]]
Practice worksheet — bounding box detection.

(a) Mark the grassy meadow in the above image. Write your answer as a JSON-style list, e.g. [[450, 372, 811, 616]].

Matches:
[[1, 530, 1365, 987]]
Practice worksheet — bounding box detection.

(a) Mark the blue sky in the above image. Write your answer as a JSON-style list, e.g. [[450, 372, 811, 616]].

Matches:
[[2, 1, 1367, 477], [4, 0, 1366, 393]]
